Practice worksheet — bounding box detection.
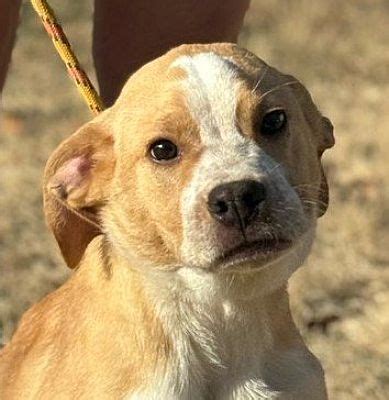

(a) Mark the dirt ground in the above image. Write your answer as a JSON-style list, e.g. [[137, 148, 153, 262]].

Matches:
[[0, 1, 388, 398]]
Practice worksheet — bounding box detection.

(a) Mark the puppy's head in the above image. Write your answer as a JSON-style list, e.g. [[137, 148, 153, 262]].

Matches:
[[44, 44, 334, 277]]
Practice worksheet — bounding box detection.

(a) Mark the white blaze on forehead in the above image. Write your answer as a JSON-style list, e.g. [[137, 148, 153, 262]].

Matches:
[[172, 52, 306, 268], [172, 52, 241, 144]]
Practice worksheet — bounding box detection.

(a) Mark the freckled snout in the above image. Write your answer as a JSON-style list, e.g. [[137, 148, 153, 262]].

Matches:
[[207, 180, 267, 229]]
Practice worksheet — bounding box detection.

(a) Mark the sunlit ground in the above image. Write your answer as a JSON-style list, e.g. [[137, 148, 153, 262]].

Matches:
[[1, 1, 388, 398]]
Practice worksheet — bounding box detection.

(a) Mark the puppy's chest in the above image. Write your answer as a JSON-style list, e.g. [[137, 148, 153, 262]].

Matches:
[[125, 340, 316, 400], [123, 275, 323, 400], [125, 302, 282, 400], [125, 338, 282, 400]]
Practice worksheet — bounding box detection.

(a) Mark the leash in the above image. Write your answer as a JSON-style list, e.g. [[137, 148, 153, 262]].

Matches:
[[30, 0, 104, 115], [30, 1, 105, 233]]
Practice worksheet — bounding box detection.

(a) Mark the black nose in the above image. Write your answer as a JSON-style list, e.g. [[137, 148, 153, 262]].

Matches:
[[207, 180, 267, 229]]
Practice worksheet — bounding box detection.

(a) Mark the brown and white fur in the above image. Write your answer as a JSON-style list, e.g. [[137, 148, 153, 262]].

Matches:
[[0, 43, 334, 399]]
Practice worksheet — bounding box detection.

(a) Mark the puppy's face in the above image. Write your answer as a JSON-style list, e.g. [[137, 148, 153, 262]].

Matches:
[[45, 44, 334, 276]]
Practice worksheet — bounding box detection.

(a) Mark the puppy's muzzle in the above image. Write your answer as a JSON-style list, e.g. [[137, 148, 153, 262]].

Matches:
[[207, 180, 266, 230]]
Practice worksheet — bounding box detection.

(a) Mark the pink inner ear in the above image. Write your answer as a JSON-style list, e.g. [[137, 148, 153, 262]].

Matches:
[[51, 155, 92, 199]]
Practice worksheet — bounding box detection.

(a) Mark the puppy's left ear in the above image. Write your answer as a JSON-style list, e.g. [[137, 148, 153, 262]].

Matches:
[[319, 116, 335, 154], [294, 82, 335, 217], [317, 115, 335, 217], [43, 116, 115, 268]]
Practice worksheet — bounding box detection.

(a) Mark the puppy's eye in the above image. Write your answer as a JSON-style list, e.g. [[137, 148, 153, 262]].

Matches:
[[260, 109, 287, 136], [149, 139, 179, 163]]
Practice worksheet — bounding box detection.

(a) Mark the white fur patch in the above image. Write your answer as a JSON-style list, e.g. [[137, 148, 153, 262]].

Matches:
[[126, 51, 323, 400], [172, 52, 308, 270], [172, 52, 240, 145]]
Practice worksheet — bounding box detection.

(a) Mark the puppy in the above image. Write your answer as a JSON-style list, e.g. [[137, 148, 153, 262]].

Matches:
[[0, 43, 334, 399]]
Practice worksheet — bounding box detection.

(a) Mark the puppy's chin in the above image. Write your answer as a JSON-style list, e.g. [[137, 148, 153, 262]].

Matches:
[[210, 238, 294, 272], [172, 229, 316, 300], [186, 224, 316, 278]]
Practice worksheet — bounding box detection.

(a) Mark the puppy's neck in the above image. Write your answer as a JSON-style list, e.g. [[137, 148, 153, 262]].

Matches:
[[80, 236, 301, 353], [72, 236, 307, 396]]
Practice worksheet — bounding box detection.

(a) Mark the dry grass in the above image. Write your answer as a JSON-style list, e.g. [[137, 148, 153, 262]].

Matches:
[[0, 1, 388, 398]]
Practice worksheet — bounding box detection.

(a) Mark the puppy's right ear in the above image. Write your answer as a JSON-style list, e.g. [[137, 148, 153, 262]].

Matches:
[[43, 115, 115, 268], [316, 116, 335, 217]]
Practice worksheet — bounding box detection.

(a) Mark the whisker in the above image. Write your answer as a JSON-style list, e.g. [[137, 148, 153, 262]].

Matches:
[[294, 185, 328, 197], [252, 65, 269, 93], [293, 183, 324, 191], [267, 162, 283, 176], [300, 197, 328, 208], [257, 80, 300, 104]]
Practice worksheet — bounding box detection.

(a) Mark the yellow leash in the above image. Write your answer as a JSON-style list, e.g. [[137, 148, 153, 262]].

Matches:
[[30, 0, 104, 115]]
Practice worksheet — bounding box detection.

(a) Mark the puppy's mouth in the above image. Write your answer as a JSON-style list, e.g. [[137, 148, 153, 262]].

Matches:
[[212, 237, 293, 271]]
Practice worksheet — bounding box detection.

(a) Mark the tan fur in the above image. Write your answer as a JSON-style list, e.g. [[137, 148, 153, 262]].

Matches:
[[0, 44, 333, 399], [0, 238, 170, 399]]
